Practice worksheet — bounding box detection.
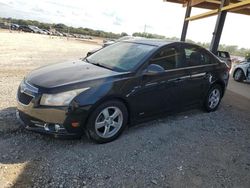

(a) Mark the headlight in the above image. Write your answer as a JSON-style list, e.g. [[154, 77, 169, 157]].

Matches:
[[40, 88, 89, 106]]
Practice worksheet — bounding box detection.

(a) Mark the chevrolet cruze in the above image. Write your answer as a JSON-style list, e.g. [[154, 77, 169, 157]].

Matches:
[[16, 39, 229, 143]]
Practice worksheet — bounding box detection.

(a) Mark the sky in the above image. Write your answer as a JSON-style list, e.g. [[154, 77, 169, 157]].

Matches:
[[0, 0, 249, 48]]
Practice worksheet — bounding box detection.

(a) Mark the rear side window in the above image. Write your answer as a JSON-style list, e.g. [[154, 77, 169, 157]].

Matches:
[[184, 46, 214, 67], [150, 47, 181, 70]]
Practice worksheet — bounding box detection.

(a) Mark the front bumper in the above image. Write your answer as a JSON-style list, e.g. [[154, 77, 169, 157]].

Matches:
[[16, 109, 82, 139], [16, 100, 67, 124], [16, 80, 92, 138], [16, 100, 90, 139]]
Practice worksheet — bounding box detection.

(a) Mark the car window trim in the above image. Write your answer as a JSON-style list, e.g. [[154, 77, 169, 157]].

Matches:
[[137, 43, 219, 75], [164, 63, 218, 73], [139, 63, 218, 76]]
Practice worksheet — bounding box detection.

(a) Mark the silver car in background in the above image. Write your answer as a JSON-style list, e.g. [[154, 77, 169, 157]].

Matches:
[[232, 61, 250, 82]]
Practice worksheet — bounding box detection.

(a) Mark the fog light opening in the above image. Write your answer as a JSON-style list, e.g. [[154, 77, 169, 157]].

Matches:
[[55, 124, 60, 132], [44, 123, 50, 131], [54, 124, 65, 132]]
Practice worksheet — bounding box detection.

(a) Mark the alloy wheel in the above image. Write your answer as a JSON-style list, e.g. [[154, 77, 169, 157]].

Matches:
[[208, 88, 220, 109], [95, 106, 123, 138], [234, 69, 242, 81]]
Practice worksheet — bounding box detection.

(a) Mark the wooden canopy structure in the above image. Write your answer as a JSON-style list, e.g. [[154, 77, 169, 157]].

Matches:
[[163, 0, 250, 53], [165, 0, 250, 18]]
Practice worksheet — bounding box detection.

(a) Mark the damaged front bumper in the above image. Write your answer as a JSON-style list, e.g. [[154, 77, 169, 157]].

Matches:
[[16, 109, 82, 139], [16, 80, 90, 138]]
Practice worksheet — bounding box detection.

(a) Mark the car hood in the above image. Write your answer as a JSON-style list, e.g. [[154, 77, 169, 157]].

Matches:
[[26, 60, 126, 89], [239, 61, 250, 65], [234, 61, 250, 69]]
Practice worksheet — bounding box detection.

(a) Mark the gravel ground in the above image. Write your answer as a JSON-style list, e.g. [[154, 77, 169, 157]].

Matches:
[[0, 31, 250, 188]]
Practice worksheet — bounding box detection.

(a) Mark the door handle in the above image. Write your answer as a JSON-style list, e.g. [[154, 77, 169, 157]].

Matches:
[[168, 77, 183, 83], [173, 78, 182, 83]]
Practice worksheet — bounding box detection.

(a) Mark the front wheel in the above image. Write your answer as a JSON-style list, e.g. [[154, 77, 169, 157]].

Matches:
[[86, 100, 128, 143], [234, 69, 245, 82], [204, 85, 222, 112]]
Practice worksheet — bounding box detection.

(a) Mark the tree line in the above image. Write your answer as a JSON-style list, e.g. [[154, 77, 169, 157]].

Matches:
[[1, 17, 249, 58], [0, 17, 125, 39]]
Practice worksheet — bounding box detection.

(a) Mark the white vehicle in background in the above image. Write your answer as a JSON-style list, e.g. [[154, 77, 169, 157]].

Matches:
[[103, 36, 137, 47], [232, 60, 250, 82]]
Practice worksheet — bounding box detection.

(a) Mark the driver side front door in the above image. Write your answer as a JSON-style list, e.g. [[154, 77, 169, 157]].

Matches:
[[129, 45, 190, 119]]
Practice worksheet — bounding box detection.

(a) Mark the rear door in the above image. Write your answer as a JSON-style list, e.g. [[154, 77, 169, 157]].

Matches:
[[180, 44, 218, 105]]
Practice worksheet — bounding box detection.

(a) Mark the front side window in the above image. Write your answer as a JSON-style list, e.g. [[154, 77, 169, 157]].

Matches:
[[150, 47, 181, 70], [86, 42, 156, 72], [184, 46, 214, 67]]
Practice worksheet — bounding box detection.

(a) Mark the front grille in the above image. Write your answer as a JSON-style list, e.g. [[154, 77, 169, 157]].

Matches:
[[17, 87, 33, 105]]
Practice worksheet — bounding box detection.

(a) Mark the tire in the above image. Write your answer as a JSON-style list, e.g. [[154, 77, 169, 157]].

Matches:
[[86, 100, 128, 143], [204, 85, 222, 112], [234, 69, 245, 82]]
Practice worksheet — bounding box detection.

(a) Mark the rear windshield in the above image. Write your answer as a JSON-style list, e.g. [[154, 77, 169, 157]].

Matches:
[[86, 42, 156, 71]]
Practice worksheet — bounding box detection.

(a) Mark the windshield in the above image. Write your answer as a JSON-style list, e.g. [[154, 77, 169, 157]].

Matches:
[[86, 42, 156, 71]]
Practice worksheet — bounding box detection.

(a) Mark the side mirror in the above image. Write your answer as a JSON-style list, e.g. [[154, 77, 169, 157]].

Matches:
[[143, 64, 165, 76]]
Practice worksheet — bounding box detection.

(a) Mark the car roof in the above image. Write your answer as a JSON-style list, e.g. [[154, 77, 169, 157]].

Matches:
[[122, 38, 183, 47]]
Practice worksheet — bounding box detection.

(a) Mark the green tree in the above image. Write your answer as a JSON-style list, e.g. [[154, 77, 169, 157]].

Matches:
[[121, 32, 128, 37], [132, 32, 165, 39], [245, 52, 250, 61]]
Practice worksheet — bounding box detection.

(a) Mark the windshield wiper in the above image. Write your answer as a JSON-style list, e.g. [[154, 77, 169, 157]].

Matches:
[[92, 62, 113, 70], [84, 57, 91, 63], [84, 58, 112, 70]]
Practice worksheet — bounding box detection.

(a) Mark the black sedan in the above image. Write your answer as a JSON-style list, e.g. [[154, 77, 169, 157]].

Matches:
[[16, 39, 229, 143], [18, 25, 35, 33]]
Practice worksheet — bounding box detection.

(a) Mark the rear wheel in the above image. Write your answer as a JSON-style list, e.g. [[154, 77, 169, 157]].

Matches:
[[204, 85, 222, 112], [234, 69, 245, 82], [86, 100, 128, 143]]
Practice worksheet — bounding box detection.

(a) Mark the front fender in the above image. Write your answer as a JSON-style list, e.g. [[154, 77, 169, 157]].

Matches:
[[233, 63, 249, 77], [73, 82, 113, 107]]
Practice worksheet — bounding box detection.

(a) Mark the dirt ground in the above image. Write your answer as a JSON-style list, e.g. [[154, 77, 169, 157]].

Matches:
[[0, 30, 250, 188]]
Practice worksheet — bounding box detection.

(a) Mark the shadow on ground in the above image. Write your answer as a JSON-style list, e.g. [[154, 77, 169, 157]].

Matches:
[[0, 107, 22, 135]]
